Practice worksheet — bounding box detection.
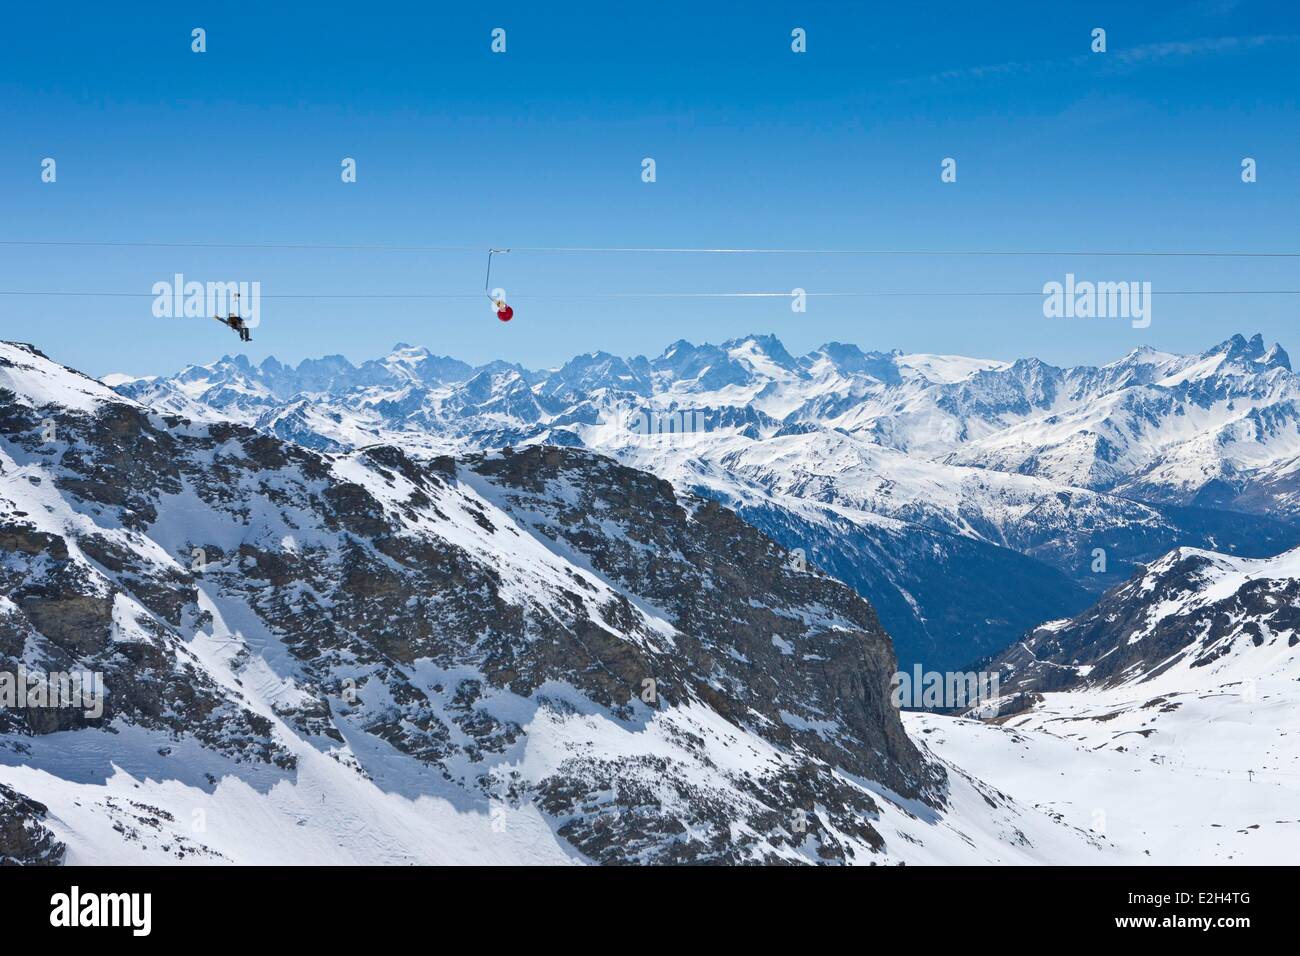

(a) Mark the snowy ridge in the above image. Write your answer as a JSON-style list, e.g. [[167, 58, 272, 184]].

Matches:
[[3, 342, 132, 413], [989, 542, 1300, 695]]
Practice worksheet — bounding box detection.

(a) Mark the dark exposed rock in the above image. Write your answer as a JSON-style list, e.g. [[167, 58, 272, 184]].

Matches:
[[0, 783, 65, 865], [0, 523, 68, 559]]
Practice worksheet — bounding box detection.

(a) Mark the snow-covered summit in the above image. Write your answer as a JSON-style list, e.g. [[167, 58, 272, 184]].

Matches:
[[1, 341, 137, 413]]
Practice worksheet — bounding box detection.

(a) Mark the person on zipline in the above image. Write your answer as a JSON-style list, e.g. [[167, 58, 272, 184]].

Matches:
[[493, 297, 514, 322], [220, 312, 252, 341], [215, 290, 252, 341]]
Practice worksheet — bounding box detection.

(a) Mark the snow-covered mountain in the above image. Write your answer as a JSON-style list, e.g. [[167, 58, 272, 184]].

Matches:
[[2, 340, 1118, 865], [988, 543, 1300, 696], [114, 332, 1300, 670], [908, 541, 1300, 864], [6, 339, 1296, 865]]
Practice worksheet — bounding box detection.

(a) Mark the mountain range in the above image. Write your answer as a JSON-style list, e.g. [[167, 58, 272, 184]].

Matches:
[[115, 331, 1300, 669], [3, 336, 1298, 864]]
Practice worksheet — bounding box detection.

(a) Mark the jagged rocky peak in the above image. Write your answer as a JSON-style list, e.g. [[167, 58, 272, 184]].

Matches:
[[366, 343, 476, 385], [1207, 332, 1291, 370], [722, 332, 802, 369], [537, 350, 652, 399], [805, 341, 903, 382]]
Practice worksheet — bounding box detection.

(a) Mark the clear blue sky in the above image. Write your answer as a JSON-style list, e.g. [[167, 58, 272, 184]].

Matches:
[[1, 0, 1297, 376]]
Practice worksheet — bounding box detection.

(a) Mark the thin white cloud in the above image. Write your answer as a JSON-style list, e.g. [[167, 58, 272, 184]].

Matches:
[[900, 34, 1298, 86]]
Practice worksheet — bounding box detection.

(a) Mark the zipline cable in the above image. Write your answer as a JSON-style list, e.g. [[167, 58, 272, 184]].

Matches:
[[3, 239, 1300, 258], [4, 289, 1300, 299]]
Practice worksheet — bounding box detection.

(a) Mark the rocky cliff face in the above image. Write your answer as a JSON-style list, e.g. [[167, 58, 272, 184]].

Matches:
[[1, 341, 960, 864], [0, 783, 64, 865]]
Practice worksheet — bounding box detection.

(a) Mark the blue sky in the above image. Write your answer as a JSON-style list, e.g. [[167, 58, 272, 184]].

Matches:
[[1, 0, 1297, 376]]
